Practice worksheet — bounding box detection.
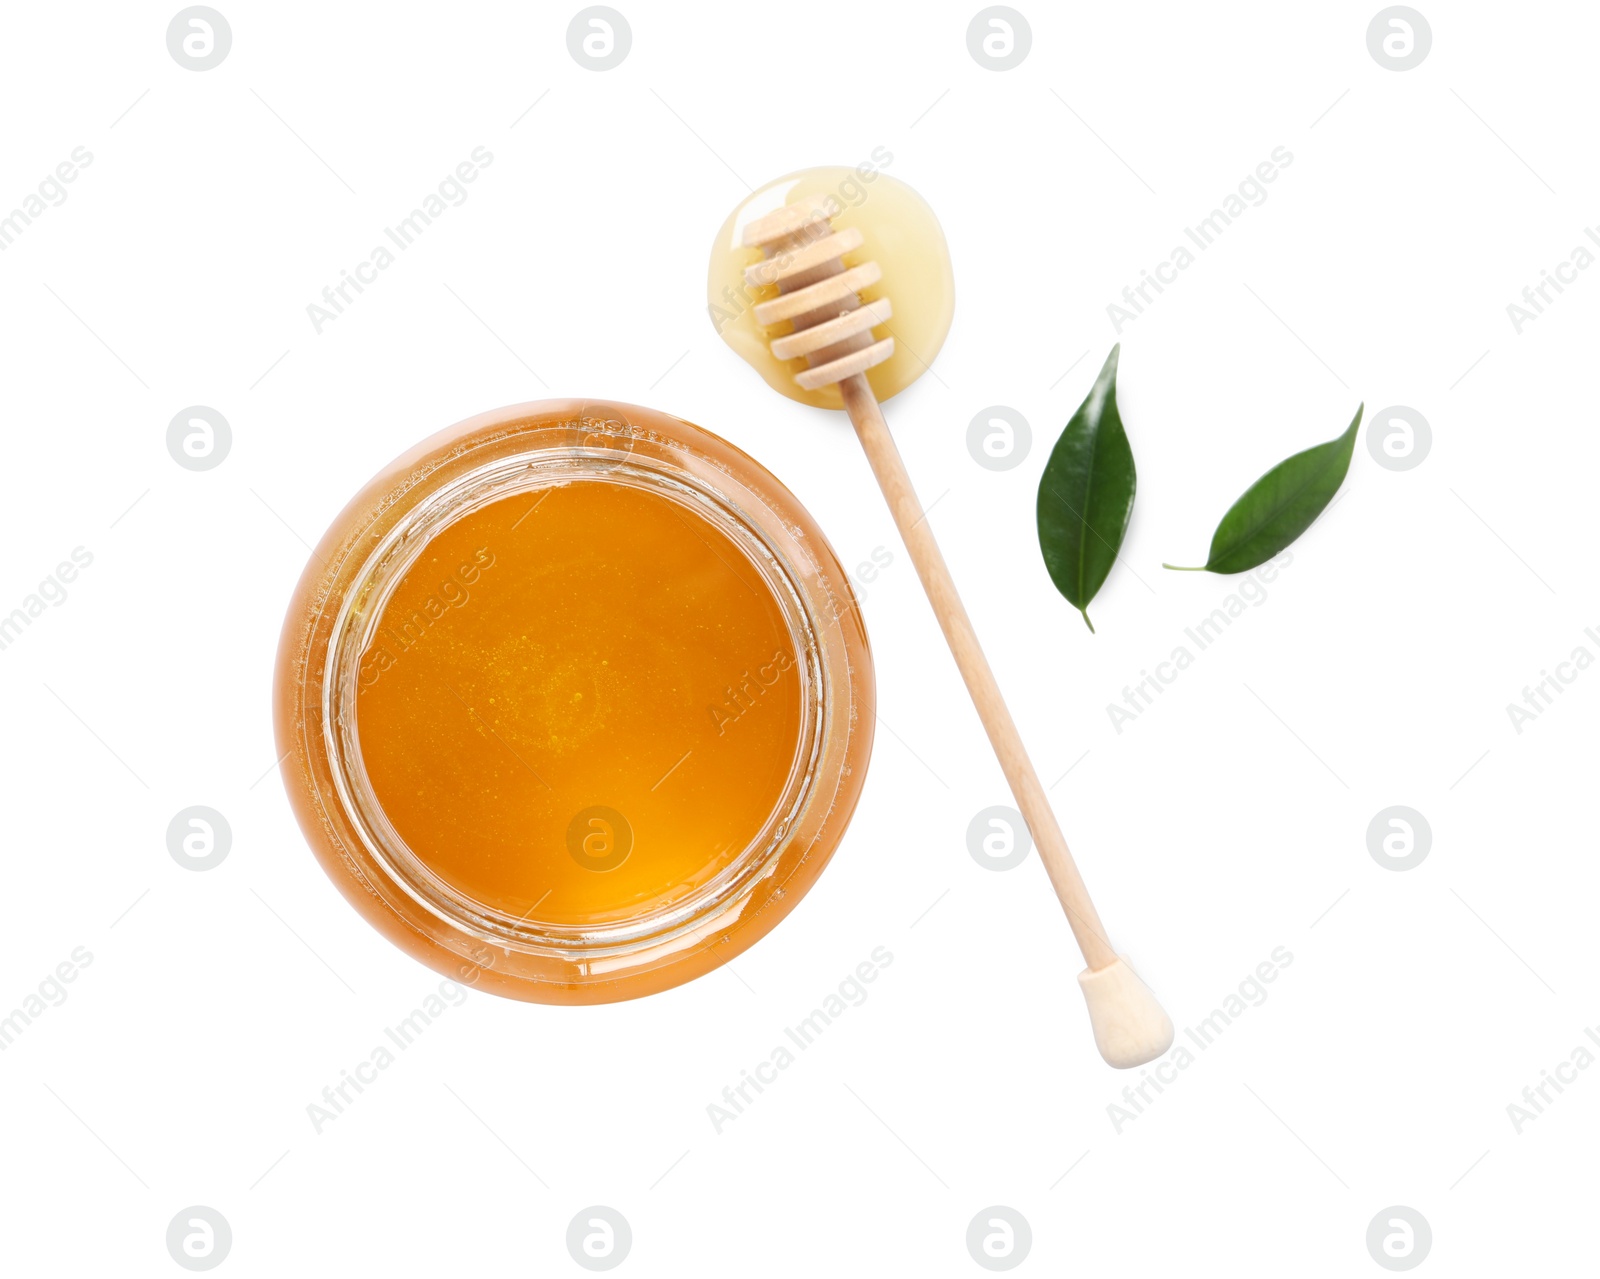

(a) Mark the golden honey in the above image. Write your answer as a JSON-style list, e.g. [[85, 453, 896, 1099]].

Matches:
[[355, 479, 804, 929], [707, 164, 956, 409]]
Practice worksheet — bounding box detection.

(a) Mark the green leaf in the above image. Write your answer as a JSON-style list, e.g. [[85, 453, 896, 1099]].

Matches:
[[1166, 404, 1362, 575], [1036, 345, 1137, 632]]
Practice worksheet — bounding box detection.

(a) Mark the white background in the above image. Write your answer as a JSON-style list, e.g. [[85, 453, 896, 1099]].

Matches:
[[1, 1, 1595, 1273]]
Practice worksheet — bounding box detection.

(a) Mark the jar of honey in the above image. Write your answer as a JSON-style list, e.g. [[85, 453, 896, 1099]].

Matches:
[[274, 400, 874, 1002]]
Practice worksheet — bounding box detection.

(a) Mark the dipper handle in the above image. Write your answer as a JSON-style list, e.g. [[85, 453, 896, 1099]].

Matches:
[[742, 193, 1173, 1068]]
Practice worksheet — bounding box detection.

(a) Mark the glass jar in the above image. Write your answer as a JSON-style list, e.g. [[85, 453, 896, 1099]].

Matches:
[[273, 399, 874, 1002]]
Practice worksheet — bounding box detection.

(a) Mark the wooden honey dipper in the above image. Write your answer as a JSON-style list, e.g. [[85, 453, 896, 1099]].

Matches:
[[741, 193, 1173, 1068]]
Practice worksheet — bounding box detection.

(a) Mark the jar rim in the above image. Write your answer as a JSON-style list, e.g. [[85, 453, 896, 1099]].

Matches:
[[273, 400, 875, 1003]]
